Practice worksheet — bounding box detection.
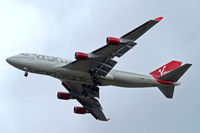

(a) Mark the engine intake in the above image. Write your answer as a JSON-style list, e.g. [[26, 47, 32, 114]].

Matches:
[[75, 52, 88, 60], [106, 37, 120, 45], [74, 106, 88, 114], [57, 92, 73, 100]]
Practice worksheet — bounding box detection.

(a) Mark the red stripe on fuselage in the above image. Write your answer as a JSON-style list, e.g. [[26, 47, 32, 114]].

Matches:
[[152, 76, 174, 85]]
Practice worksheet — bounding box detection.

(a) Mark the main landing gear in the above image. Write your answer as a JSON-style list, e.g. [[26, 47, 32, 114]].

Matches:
[[82, 70, 101, 98], [82, 84, 100, 98]]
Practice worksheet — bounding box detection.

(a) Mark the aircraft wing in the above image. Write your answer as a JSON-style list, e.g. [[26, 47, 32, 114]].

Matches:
[[77, 97, 108, 121], [64, 17, 163, 77], [121, 17, 163, 41], [62, 80, 108, 121]]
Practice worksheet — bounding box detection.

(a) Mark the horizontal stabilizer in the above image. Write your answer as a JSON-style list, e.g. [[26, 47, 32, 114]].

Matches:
[[158, 86, 175, 98], [158, 63, 192, 98], [158, 64, 192, 82]]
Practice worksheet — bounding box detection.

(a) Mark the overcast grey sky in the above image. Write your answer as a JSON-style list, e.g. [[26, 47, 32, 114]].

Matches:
[[0, 0, 199, 133]]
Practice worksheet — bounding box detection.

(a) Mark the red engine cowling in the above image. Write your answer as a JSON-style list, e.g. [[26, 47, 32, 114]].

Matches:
[[74, 106, 88, 114], [106, 37, 120, 45], [57, 92, 71, 100], [75, 52, 88, 60]]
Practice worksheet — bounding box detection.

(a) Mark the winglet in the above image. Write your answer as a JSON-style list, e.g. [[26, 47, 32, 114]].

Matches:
[[154, 17, 164, 21], [107, 118, 110, 121]]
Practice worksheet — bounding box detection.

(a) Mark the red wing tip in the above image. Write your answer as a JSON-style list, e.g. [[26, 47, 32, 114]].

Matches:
[[154, 17, 164, 21], [107, 118, 110, 121]]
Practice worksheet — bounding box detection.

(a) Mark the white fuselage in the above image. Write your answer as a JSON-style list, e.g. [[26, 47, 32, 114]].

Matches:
[[6, 53, 176, 88]]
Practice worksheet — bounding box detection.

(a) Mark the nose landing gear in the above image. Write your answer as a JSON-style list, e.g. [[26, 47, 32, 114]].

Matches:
[[24, 71, 28, 77], [24, 68, 28, 77]]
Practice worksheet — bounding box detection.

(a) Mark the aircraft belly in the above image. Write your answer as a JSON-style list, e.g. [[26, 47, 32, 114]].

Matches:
[[27, 61, 160, 87], [106, 70, 159, 87], [54, 68, 92, 84], [27, 62, 91, 84], [27, 60, 160, 87]]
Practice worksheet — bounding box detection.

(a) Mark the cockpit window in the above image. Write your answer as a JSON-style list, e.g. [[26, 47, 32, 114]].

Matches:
[[21, 53, 29, 56]]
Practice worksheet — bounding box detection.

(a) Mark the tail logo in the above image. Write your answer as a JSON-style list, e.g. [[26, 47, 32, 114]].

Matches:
[[158, 66, 167, 76], [150, 61, 183, 77]]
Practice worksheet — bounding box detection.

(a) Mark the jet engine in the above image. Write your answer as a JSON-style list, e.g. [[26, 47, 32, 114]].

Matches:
[[57, 92, 73, 100], [74, 106, 89, 114], [75, 52, 88, 60], [106, 37, 120, 45]]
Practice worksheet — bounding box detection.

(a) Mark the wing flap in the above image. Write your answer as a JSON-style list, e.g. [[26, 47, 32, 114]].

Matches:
[[113, 42, 136, 57], [91, 58, 117, 76]]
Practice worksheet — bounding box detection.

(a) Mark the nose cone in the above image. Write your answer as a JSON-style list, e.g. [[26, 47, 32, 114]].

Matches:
[[6, 56, 19, 67], [6, 57, 14, 65], [6, 54, 31, 70]]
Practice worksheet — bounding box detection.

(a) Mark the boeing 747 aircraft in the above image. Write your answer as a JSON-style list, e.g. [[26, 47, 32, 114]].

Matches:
[[6, 17, 191, 121]]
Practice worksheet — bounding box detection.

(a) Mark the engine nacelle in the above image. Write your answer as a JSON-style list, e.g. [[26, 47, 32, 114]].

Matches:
[[75, 52, 88, 60], [57, 92, 73, 100], [106, 37, 120, 45], [74, 106, 88, 114]]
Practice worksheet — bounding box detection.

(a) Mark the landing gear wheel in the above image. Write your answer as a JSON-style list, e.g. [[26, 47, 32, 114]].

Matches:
[[91, 85, 99, 91], [24, 71, 28, 77], [93, 76, 102, 85], [83, 90, 88, 97], [94, 86, 99, 91], [84, 93, 88, 97]]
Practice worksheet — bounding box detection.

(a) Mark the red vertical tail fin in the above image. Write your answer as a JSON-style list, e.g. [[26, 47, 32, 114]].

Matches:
[[150, 61, 182, 77], [150, 61, 192, 99]]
